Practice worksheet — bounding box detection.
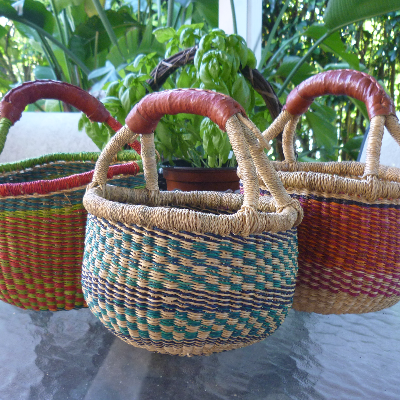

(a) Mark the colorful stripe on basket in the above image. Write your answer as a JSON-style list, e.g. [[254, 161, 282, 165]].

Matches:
[[258, 187, 400, 299], [82, 214, 299, 355], [0, 161, 141, 197], [0, 171, 145, 311]]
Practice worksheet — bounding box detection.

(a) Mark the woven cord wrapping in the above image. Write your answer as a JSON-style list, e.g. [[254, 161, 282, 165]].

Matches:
[[260, 69, 400, 314], [82, 88, 302, 356], [0, 80, 143, 311]]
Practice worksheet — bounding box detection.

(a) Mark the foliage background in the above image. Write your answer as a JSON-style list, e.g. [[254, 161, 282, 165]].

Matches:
[[0, 0, 399, 163], [262, 0, 400, 162]]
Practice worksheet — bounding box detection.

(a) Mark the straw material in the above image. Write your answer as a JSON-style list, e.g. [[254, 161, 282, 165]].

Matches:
[[82, 92, 302, 355], [256, 71, 400, 314], [0, 150, 144, 311]]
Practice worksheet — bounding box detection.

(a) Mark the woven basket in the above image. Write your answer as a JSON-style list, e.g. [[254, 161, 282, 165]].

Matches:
[[0, 80, 144, 311], [82, 88, 303, 356], [259, 69, 400, 314]]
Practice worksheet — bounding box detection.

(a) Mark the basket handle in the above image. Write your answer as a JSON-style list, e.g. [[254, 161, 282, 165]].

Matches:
[[90, 89, 300, 225], [0, 80, 141, 154], [284, 69, 395, 119], [125, 88, 246, 133], [262, 69, 400, 178]]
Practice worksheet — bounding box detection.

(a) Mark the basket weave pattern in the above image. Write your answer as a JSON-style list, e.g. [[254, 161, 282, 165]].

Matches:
[[82, 215, 298, 355], [0, 156, 144, 311], [261, 187, 400, 314], [258, 69, 400, 314], [82, 89, 303, 355], [0, 80, 144, 311]]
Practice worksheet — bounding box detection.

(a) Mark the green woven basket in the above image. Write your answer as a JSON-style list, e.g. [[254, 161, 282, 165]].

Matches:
[[0, 80, 144, 311], [82, 89, 303, 356]]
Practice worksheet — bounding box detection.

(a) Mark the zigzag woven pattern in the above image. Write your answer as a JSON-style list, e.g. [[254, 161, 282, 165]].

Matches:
[[0, 162, 145, 311], [258, 186, 400, 314], [82, 214, 299, 356]]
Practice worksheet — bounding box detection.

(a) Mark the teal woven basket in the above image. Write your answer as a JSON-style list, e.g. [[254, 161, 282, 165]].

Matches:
[[82, 89, 303, 356]]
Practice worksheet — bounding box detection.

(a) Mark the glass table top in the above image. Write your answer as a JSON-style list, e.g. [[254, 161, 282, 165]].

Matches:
[[1, 299, 399, 400]]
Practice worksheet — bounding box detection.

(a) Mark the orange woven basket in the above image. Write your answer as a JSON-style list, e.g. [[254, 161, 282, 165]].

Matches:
[[257, 69, 400, 314]]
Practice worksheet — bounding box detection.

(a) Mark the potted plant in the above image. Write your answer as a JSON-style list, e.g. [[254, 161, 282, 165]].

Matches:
[[80, 25, 278, 191]]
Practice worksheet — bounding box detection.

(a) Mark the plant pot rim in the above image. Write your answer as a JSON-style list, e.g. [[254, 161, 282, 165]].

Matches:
[[162, 166, 237, 172]]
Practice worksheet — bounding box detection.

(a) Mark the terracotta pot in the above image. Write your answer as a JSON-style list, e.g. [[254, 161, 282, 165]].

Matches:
[[162, 166, 239, 192]]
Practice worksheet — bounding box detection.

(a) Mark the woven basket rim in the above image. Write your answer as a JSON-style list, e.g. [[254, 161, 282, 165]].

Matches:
[[0, 150, 140, 172], [84, 185, 299, 236], [0, 161, 142, 198], [266, 161, 400, 202]]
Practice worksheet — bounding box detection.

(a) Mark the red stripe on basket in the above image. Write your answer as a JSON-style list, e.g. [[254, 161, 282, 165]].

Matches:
[[128, 141, 142, 154], [0, 162, 140, 197], [296, 197, 400, 297]]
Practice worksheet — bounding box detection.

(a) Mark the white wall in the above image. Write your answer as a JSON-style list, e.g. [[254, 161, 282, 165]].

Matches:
[[0, 113, 99, 164], [218, 0, 262, 64], [359, 112, 400, 168]]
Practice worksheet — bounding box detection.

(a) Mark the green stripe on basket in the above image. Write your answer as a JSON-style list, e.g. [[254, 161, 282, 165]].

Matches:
[[0, 150, 142, 173]]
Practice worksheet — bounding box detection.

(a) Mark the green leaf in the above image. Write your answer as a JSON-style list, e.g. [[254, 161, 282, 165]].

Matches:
[[84, 0, 105, 17], [153, 27, 176, 43], [177, 68, 191, 88], [310, 102, 336, 123], [138, 22, 158, 53], [89, 61, 121, 91], [68, 35, 87, 62], [342, 135, 363, 159], [88, 60, 116, 79], [276, 55, 316, 86], [349, 97, 369, 120], [305, 24, 359, 69], [19, 0, 55, 34], [54, 0, 83, 10], [44, 99, 63, 112], [0, 25, 7, 39], [155, 120, 173, 152], [34, 65, 57, 80], [231, 75, 251, 111], [13, 19, 40, 40], [0, 1, 19, 19], [191, 0, 218, 28], [176, 22, 204, 36], [324, 0, 400, 30], [306, 111, 338, 152]]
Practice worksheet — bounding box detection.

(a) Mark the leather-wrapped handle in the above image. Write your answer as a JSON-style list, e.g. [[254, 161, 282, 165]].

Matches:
[[0, 80, 111, 124], [284, 69, 396, 120], [125, 88, 246, 133]]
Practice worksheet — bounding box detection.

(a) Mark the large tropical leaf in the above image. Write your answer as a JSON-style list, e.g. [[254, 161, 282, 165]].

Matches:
[[276, 55, 316, 86], [306, 111, 338, 152], [191, 0, 218, 28], [15, 0, 55, 34], [0, 1, 18, 19], [324, 0, 400, 30], [305, 24, 359, 70]]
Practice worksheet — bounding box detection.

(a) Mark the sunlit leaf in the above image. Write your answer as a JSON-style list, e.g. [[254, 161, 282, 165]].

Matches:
[[84, 0, 105, 18], [306, 111, 338, 152], [20, 0, 55, 34], [276, 56, 315, 85], [34, 65, 57, 80], [305, 24, 359, 69], [44, 99, 63, 112], [0, 0, 18, 19], [54, 0, 83, 11], [153, 27, 176, 43], [324, 0, 400, 30], [191, 0, 218, 28], [0, 25, 7, 39]]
